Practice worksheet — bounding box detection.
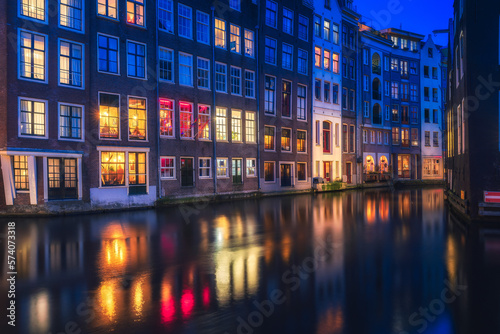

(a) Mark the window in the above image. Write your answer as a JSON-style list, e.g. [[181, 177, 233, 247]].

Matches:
[[424, 109, 430, 123], [400, 60, 408, 77], [282, 81, 292, 117], [179, 53, 193, 86], [179, 102, 193, 139], [20, 31, 46, 81], [335, 123, 339, 147], [281, 128, 291, 152], [98, 34, 119, 74], [401, 129, 410, 147], [264, 126, 275, 151], [128, 97, 147, 140], [323, 122, 331, 153], [385, 105, 390, 121], [424, 66, 430, 78], [349, 90, 355, 111], [232, 159, 243, 184], [315, 79, 321, 100], [197, 57, 210, 89], [215, 62, 227, 92], [363, 49, 368, 65], [410, 41, 417, 51], [216, 158, 228, 178], [342, 88, 347, 109], [384, 56, 390, 71], [433, 132, 439, 147], [244, 29, 254, 57], [20, 0, 46, 21], [230, 66, 241, 95], [231, 110, 242, 142], [391, 36, 398, 46], [229, 0, 240, 11], [19, 98, 46, 137], [342, 124, 348, 152], [349, 125, 354, 152], [128, 152, 147, 189], [401, 106, 409, 124], [160, 99, 174, 137], [101, 152, 125, 186], [424, 87, 430, 101], [349, 59, 355, 79], [180, 158, 194, 186], [216, 107, 227, 141], [126, 0, 144, 26], [99, 93, 119, 139], [246, 112, 256, 143], [264, 162, 275, 182], [265, 37, 277, 65], [215, 18, 226, 49], [410, 84, 418, 102], [283, 8, 293, 35], [392, 105, 399, 122], [297, 49, 308, 75], [230, 24, 241, 53], [410, 62, 417, 75], [432, 67, 438, 79], [392, 127, 400, 145], [411, 128, 419, 147], [323, 50, 331, 70], [324, 82, 331, 103], [433, 109, 439, 124], [433, 88, 438, 102], [363, 75, 369, 91], [282, 44, 293, 70], [297, 130, 306, 153], [411, 106, 418, 124], [332, 23, 339, 44], [60, 0, 83, 31], [178, 4, 192, 38], [298, 15, 308, 41], [391, 58, 398, 71], [265, 0, 277, 28], [363, 101, 369, 118], [401, 38, 408, 49], [198, 105, 210, 140], [196, 11, 210, 44], [384, 132, 389, 145], [332, 84, 339, 104], [199, 158, 211, 178], [314, 16, 321, 37], [342, 57, 347, 78], [324, 19, 331, 41], [298, 85, 306, 120], [332, 53, 339, 73], [384, 81, 390, 96], [245, 70, 255, 98], [391, 82, 399, 99], [158, 0, 173, 32], [401, 83, 409, 101], [265, 76, 276, 115], [59, 40, 83, 87], [246, 159, 256, 177], [127, 41, 146, 79], [59, 104, 82, 140], [297, 163, 306, 181], [428, 48, 433, 58], [362, 129, 368, 143], [13, 156, 29, 191], [315, 47, 321, 68], [425, 131, 430, 147]]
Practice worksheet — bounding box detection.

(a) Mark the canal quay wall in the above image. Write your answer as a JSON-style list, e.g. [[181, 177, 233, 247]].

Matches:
[[0, 180, 445, 217]]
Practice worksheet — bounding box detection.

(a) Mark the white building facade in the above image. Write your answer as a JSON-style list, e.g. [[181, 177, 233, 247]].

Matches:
[[312, 0, 343, 183]]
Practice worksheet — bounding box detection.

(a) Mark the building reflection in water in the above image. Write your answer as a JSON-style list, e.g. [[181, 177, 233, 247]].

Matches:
[[0, 187, 480, 334]]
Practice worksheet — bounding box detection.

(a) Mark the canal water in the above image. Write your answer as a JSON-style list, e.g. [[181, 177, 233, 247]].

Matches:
[[1, 187, 499, 334]]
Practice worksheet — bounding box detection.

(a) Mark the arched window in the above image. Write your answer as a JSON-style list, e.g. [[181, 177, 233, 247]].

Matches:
[[380, 156, 389, 173], [365, 155, 375, 172], [323, 121, 331, 153], [372, 53, 381, 74], [373, 103, 382, 125]]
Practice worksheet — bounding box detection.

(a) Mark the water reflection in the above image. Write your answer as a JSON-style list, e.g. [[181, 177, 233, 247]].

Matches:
[[0, 188, 496, 334]]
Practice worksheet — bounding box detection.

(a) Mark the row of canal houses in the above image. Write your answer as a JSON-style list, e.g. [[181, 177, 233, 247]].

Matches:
[[0, 0, 446, 212]]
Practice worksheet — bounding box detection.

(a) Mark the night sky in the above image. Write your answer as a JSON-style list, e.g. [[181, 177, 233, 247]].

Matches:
[[354, 0, 454, 47]]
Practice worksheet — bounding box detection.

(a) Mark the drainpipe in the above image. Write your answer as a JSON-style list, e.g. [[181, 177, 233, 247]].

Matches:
[[256, 1, 261, 190], [156, 3, 161, 199], [211, 6, 217, 194]]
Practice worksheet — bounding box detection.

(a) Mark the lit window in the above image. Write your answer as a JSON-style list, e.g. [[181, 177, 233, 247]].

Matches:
[[230, 66, 241, 95], [264, 162, 275, 182], [196, 11, 210, 44], [197, 57, 210, 89], [20, 31, 46, 81], [245, 112, 256, 143], [315, 46, 321, 67], [128, 97, 147, 140], [217, 158, 228, 178], [178, 4, 192, 38], [13, 156, 29, 191], [20, 0, 46, 21], [232, 159, 243, 184], [324, 19, 330, 41], [60, 0, 83, 31], [244, 29, 254, 57], [126, 0, 144, 26], [332, 53, 339, 73], [160, 157, 175, 179], [59, 104, 82, 140], [198, 105, 210, 140], [297, 130, 306, 153], [59, 40, 83, 87], [230, 24, 241, 53], [216, 107, 227, 141], [179, 53, 193, 86], [99, 93, 119, 139], [19, 98, 46, 137], [323, 50, 331, 70], [159, 98, 174, 137], [98, 34, 119, 74], [215, 62, 227, 92], [281, 128, 291, 152], [101, 151, 125, 186], [127, 41, 146, 79], [244, 70, 255, 98], [159, 47, 174, 82], [179, 102, 193, 139], [231, 110, 242, 142], [215, 18, 226, 49], [282, 43, 293, 70], [264, 126, 275, 151], [246, 159, 256, 177], [265, 76, 276, 115], [297, 163, 307, 181], [332, 24, 339, 44], [199, 158, 211, 178], [128, 152, 147, 187], [158, 0, 173, 32]]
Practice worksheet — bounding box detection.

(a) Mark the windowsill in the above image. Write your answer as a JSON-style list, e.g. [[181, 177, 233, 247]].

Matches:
[[126, 23, 147, 30], [180, 137, 195, 141], [98, 70, 121, 76], [160, 136, 176, 139], [97, 14, 120, 22], [161, 178, 177, 181], [16, 190, 30, 194]]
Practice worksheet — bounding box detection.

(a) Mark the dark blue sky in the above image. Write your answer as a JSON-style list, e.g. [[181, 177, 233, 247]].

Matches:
[[354, 0, 453, 46]]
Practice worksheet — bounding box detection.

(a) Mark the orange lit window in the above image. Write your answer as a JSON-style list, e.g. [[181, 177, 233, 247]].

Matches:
[[127, 0, 144, 26], [99, 93, 119, 139], [101, 152, 125, 186], [198, 105, 210, 140], [128, 152, 146, 185], [129, 97, 147, 140], [13, 156, 29, 190]]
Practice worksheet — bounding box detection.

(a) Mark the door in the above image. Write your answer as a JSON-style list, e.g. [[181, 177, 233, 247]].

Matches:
[[232, 159, 243, 184], [280, 164, 292, 187], [128, 152, 147, 195], [48, 158, 78, 200], [323, 162, 332, 182], [346, 162, 352, 184], [181, 158, 194, 187]]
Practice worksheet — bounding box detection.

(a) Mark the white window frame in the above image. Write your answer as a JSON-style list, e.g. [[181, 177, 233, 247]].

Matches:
[[126, 40, 147, 80], [264, 125, 276, 152], [196, 10, 210, 45], [178, 52, 193, 87], [127, 95, 148, 142], [178, 3, 193, 39], [282, 43, 293, 71], [230, 66, 242, 96], [197, 57, 210, 90], [58, 0, 85, 33], [58, 38, 84, 89], [58, 102, 85, 142], [98, 91, 121, 140], [244, 29, 255, 58], [160, 156, 176, 180], [18, 29, 48, 84], [244, 70, 255, 99], [216, 158, 229, 178], [158, 0, 174, 33], [283, 7, 294, 35], [199, 157, 212, 179], [198, 104, 211, 141], [230, 23, 241, 54], [19, 0, 48, 24], [246, 158, 257, 178], [97, 33, 120, 75], [126, 0, 145, 27], [18, 97, 48, 139], [159, 46, 174, 83], [245, 111, 256, 143], [215, 62, 227, 93]]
